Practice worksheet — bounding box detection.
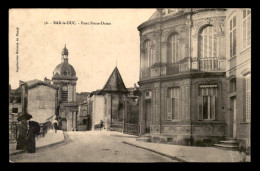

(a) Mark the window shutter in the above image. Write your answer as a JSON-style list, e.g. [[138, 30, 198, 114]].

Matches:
[[198, 96, 203, 120], [167, 98, 172, 120], [247, 14, 251, 46], [208, 96, 211, 119], [167, 42, 172, 63], [175, 98, 180, 120], [211, 96, 216, 120]]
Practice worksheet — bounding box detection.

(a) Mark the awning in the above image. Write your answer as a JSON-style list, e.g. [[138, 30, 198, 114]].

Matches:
[[199, 85, 218, 88]]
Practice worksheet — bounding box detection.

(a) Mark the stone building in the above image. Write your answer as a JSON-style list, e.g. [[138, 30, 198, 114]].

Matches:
[[52, 45, 78, 131], [76, 92, 90, 131], [137, 8, 228, 146], [87, 67, 129, 131], [224, 9, 251, 151], [23, 79, 58, 124], [87, 67, 140, 135], [9, 78, 58, 141], [77, 102, 91, 131], [9, 85, 22, 124], [9, 85, 22, 141]]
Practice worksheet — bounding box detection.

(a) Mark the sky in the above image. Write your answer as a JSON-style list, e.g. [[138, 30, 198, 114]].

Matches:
[[9, 9, 155, 93]]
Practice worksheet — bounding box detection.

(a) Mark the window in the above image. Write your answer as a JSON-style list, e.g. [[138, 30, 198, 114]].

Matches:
[[16, 97, 21, 103], [199, 25, 218, 58], [198, 85, 217, 120], [141, 40, 152, 68], [168, 34, 179, 63], [83, 119, 87, 125], [245, 73, 251, 122], [167, 87, 180, 120], [230, 16, 237, 57], [12, 108, 18, 114], [61, 86, 68, 101], [230, 78, 236, 93], [145, 91, 152, 99], [242, 9, 251, 49]]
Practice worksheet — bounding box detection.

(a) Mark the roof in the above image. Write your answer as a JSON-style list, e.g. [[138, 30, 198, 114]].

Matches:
[[25, 79, 58, 89], [52, 62, 77, 80], [76, 92, 90, 105], [89, 90, 102, 97], [138, 8, 226, 31], [101, 67, 128, 94]]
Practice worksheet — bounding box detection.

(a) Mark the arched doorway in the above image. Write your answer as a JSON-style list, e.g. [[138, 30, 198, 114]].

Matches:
[[61, 118, 67, 131]]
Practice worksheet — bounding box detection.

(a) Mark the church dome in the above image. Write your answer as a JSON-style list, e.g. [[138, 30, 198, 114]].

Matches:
[[53, 62, 76, 77], [52, 45, 77, 80]]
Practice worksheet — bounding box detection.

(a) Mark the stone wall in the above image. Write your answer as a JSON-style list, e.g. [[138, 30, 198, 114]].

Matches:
[[28, 85, 57, 123]]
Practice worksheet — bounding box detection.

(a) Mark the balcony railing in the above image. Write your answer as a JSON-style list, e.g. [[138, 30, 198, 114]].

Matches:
[[140, 57, 226, 80], [199, 57, 226, 71]]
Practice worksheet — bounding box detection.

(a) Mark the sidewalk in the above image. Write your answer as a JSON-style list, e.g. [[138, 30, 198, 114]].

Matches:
[[123, 139, 251, 162], [9, 130, 65, 155]]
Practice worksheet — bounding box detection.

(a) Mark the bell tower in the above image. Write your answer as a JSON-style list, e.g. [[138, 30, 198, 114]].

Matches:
[[61, 44, 69, 63], [52, 45, 78, 131]]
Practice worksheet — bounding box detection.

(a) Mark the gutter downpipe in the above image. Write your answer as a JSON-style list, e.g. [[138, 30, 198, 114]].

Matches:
[[189, 8, 193, 146], [159, 9, 162, 134]]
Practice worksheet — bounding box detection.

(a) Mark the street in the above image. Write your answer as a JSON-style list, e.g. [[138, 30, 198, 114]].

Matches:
[[10, 131, 177, 162]]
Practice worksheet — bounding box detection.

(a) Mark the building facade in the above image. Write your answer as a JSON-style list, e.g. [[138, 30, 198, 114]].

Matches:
[[9, 85, 22, 124], [225, 9, 251, 151], [138, 8, 229, 146], [52, 45, 78, 131], [87, 67, 140, 135], [9, 85, 22, 142], [25, 79, 58, 124], [76, 92, 90, 131]]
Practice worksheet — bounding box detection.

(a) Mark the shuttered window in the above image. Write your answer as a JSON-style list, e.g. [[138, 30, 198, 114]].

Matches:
[[167, 87, 180, 120], [199, 25, 218, 58], [242, 9, 251, 50], [245, 74, 251, 123], [198, 85, 217, 120], [168, 34, 179, 63], [144, 40, 152, 68], [230, 16, 237, 57]]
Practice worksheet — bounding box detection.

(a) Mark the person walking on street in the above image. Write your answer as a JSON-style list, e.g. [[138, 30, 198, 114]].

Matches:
[[100, 120, 104, 131], [16, 112, 32, 150], [16, 119, 28, 150], [52, 119, 58, 133], [27, 121, 40, 153]]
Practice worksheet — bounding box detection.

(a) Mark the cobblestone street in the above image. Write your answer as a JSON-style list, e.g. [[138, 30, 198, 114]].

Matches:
[[9, 131, 177, 162]]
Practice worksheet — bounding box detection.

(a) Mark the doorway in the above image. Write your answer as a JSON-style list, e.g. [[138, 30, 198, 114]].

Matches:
[[145, 100, 151, 133], [230, 96, 237, 138], [61, 118, 67, 131]]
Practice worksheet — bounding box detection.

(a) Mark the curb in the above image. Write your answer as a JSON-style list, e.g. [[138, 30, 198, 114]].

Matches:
[[123, 141, 187, 162], [10, 131, 66, 157]]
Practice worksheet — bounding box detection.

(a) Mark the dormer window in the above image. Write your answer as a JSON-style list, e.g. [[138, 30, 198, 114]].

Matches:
[[63, 71, 67, 76]]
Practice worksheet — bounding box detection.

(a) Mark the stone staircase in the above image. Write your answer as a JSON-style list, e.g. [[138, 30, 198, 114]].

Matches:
[[214, 137, 239, 151], [136, 134, 151, 142]]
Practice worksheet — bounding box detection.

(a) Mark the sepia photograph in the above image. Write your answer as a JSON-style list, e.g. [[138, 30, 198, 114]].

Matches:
[[9, 8, 251, 162]]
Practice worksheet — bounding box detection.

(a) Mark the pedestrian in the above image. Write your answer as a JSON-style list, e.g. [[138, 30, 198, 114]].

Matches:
[[52, 118, 58, 133], [16, 119, 28, 150], [27, 121, 40, 153], [100, 120, 104, 131]]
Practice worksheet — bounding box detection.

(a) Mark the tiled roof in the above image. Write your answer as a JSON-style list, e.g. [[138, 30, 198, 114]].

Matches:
[[25, 79, 58, 89], [101, 67, 128, 93]]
